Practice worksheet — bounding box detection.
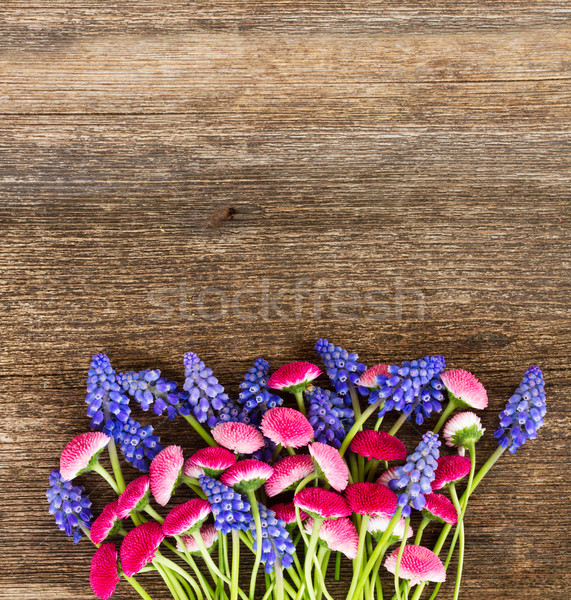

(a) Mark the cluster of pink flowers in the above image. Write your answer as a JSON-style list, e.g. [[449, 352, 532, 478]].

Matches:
[[48, 344, 545, 600]]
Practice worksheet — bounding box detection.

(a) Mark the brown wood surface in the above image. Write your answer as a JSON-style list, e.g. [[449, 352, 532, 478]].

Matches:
[[0, 2, 570, 599]]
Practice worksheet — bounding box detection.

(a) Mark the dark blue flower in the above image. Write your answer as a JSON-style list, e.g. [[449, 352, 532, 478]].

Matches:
[[368, 355, 446, 424], [199, 475, 253, 534], [104, 417, 162, 473], [306, 385, 354, 449], [46, 469, 93, 543], [250, 503, 296, 573], [388, 432, 441, 517], [314, 339, 367, 398], [494, 366, 546, 454], [238, 358, 282, 425]]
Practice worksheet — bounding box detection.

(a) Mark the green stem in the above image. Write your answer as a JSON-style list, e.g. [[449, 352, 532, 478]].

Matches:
[[145, 505, 165, 523], [414, 518, 429, 546], [107, 438, 126, 492], [345, 514, 369, 600], [122, 574, 155, 600], [339, 398, 383, 456], [432, 399, 457, 435], [92, 461, 120, 494], [453, 522, 465, 600], [393, 517, 410, 600], [335, 552, 341, 580], [294, 390, 307, 415], [177, 540, 215, 600], [274, 559, 285, 600], [230, 530, 240, 600], [182, 414, 217, 446], [388, 412, 410, 436], [247, 491, 263, 600], [304, 517, 323, 600], [374, 417, 384, 432], [192, 532, 232, 587], [366, 459, 380, 482]]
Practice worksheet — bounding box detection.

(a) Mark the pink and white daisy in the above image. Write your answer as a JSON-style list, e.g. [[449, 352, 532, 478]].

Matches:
[[431, 455, 472, 491], [440, 369, 488, 410], [90, 543, 120, 599], [183, 447, 237, 478], [270, 502, 308, 525], [176, 524, 218, 553], [60, 432, 110, 480], [211, 422, 265, 454], [303, 517, 359, 559], [149, 445, 184, 506], [265, 455, 315, 497], [261, 407, 314, 449], [350, 431, 407, 462], [384, 545, 446, 586], [268, 361, 322, 392], [162, 499, 212, 536], [293, 487, 352, 520], [120, 522, 165, 577], [377, 467, 400, 488], [220, 459, 274, 492], [368, 515, 413, 544], [308, 442, 349, 492], [345, 482, 398, 517], [423, 493, 457, 525], [358, 364, 391, 388], [116, 476, 150, 519], [443, 411, 485, 448], [91, 500, 122, 545]]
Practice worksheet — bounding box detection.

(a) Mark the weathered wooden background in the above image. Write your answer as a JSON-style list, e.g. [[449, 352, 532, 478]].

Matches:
[[0, 2, 569, 599]]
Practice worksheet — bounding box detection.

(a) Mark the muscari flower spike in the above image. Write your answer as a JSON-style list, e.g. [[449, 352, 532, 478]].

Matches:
[[368, 355, 446, 425], [90, 543, 120, 600], [443, 411, 485, 448], [268, 361, 322, 394], [183, 447, 237, 478], [309, 442, 349, 492], [422, 493, 457, 525], [105, 416, 162, 473], [149, 445, 184, 506], [238, 358, 283, 425], [345, 482, 398, 517], [350, 430, 407, 462], [59, 431, 110, 481], [249, 503, 296, 573], [199, 475, 253, 534], [162, 499, 212, 536], [303, 517, 359, 560], [494, 366, 546, 454], [177, 524, 218, 553], [431, 455, 471, 491], [388, 431, 441, 517], [212, 421, 265, 455], [117, 475, 151, 519], [293, 487, 352, 520], [47, 468, 93, 544], [265, 455, 315, 497], [440, 369, 488, 410], [261, 407, 314, 449], [305, 385, 354, 449], [91, 500, 123, 545], [120, 522, 164, 577], [314, 338, 368, 399], [220, 459, 274, 493], [368, 515, 413, 545], [384, 545, 446, 587]]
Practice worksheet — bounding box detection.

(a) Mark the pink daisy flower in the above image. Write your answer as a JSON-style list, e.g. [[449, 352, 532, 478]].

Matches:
[[443, 411, 485, 448], [211, 422, 265, 454], [268, 361, 322, 392], [91, 500, 122, 545], [293, 487, 352, 520], [345, 482, 398, 517], [358, 364, 391, 388], [60, 431, 110, 480], [90, 543, 120, 599], [183, 447, 237, 478], [162, 499, 212, 536], [368, 515, 413, 544], [270, 502, 308, 525], [265, 455, 315, 497], [384, 545, 446, 586], [176, 524, 218, 553], [440, 369, 488, 410], [261, 407, 314, 448], [149, 445, 184, 506], [423, 493, 457, 525], [308, 442, 349, 492], [431, 455, 472, 491], [350, 431, 407, 462], [303, 517, 359, 559], [220, 459, 274, 492], [116, 476, 150, 519], [120, 522, 165, 577], [377, 467, 400, 488]]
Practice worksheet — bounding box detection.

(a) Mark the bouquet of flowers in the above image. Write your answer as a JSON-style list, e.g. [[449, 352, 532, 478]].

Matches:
[[47, 339, 546, 600]]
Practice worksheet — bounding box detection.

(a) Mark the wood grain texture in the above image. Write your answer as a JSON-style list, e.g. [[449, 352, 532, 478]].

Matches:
[[0, 2, 569, 599]]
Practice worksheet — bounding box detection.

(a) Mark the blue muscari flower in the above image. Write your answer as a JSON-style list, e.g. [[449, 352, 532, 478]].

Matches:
[[184, 352, 235, 428], [104, 417, 163, 473], [368, 355, 446, 424], [215, 396, 251, 426], [85, 354, 131, 430], [199, 475, 253, 534], [250, 503, 296, 573], [388, 432, 440, 517], [238, 358, 282, 425], [315, 338, 368, 399], [305, 385, 354, 449], [118, 369, 189, 420], [494, 366, 546, 454], [46, 469, 93, 544]]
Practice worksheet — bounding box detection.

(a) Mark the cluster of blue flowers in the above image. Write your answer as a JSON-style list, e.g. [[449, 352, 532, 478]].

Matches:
[[306, 386, 354, 449], [238, 358, 282, 425], [388, 431, 441, 517], [494, 366, 546, 454], [314, 338, 368, 399], [250, 503, 296, 573], [369, 355, 446, 425], [105, 417, 162, 473], [46, 469, 93, 543], [199, 475, 253, 534]]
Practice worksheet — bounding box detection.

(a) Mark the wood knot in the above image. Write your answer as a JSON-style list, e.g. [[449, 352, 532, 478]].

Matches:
[[208, 205, 236, 227]]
